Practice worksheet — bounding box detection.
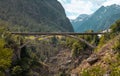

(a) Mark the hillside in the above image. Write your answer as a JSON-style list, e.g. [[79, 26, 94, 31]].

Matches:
[[72, 4, 120, 32], [71, 34, 120, 76], [71, 20, 120, 76], [0, 0, 73, 32]]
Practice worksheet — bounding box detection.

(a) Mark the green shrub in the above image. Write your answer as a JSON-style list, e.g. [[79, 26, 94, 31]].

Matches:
[[110, 66, 120, 76], [109, 60, 120, 76], [66, 37, 77, 48], [12, 66, 23, 76], [0, 39, 13, 71], [81, 66, 105, 76], [98, 33, 111, 46], [112, 38, 120, 51], [81, 70, 90, 76], [71, 41, 85, 58], [110, 20, 120, 33], [0, 71, 5, 76]]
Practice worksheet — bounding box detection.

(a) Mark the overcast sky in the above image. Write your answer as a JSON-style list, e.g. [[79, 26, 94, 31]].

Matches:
[[58, 0, 120, 19]]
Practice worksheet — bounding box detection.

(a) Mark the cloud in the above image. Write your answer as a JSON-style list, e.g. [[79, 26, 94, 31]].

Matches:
[[58, 0, 67, 4], [58, 0, 94, 19], [64, 0, 93, 14], [58, 0, 120, 19]]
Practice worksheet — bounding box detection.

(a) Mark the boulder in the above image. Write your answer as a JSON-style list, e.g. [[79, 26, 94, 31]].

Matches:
[[87, 54, 99, 65]]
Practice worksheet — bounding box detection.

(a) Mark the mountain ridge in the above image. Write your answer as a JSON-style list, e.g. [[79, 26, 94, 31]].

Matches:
[[72, 4, 120, 32]]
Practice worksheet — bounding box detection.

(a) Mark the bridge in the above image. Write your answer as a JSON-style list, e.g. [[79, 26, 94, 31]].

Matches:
[[11, 32, 105, 59], [11, 32, 105, 35], [11, 32, 105, 49]]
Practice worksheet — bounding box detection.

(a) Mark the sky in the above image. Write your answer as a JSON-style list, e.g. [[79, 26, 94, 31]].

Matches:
[[57, 0, 120, 19]]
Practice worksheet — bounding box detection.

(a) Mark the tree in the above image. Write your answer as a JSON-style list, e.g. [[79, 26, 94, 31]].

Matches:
[[0, 39, 13, 71], [110, 20, 120, 33], [72, 41, 84, 58], [0, 21, 13, 74]]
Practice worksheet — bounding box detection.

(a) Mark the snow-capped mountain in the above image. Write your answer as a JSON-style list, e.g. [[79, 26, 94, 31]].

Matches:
[[72, 4, 120, 32]]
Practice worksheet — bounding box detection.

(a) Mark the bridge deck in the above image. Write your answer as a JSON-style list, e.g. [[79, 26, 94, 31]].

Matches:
[[11, 32, 105, 35]]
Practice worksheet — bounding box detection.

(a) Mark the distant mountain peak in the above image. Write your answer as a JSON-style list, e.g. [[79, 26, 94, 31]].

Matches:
[[71, 4, 120, 32], [76, 14, 89, 20]]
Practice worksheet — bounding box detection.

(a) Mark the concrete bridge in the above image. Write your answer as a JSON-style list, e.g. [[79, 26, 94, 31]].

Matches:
[[11, 32, 105, 59], [11, 32, 105, 48], [11, 32, 105, 35]]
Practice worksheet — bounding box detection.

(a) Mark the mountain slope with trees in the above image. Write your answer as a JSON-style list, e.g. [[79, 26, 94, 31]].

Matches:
[[0, 0, 73, 32]]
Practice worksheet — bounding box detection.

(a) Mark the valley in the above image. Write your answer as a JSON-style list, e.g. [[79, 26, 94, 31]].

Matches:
[[0, 0, 120, 76]]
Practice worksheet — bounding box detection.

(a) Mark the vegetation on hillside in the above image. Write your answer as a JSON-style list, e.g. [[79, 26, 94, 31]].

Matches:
[[79, 20, 120, 76], [0, 21, 51, 76], [65, 30, 99, 58], [97, 20, 120, 49], [0, 23, 13, 76], [0, 0, 73, 32]]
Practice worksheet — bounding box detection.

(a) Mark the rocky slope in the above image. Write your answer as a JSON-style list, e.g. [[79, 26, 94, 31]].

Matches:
[[0, 0, 73, 32], [45, 47, 93, 76], [72, 4, 120, 32], [71, 34, 120, 76]]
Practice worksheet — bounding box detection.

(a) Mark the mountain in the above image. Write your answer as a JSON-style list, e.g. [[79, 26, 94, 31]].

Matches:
[[71, 14, 89, 32], [0, 0, 73, 32], [72, 4, 120, 32]]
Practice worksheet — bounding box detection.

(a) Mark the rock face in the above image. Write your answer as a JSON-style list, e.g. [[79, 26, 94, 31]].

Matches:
[[72, 4, 120, 32], [0, 0, 73, 32]]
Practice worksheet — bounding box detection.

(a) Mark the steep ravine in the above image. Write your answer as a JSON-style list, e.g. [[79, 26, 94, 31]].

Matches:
[[45, 48, 93, 76], [44, 35, 120, 76], [47, 49, 72, 75]]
